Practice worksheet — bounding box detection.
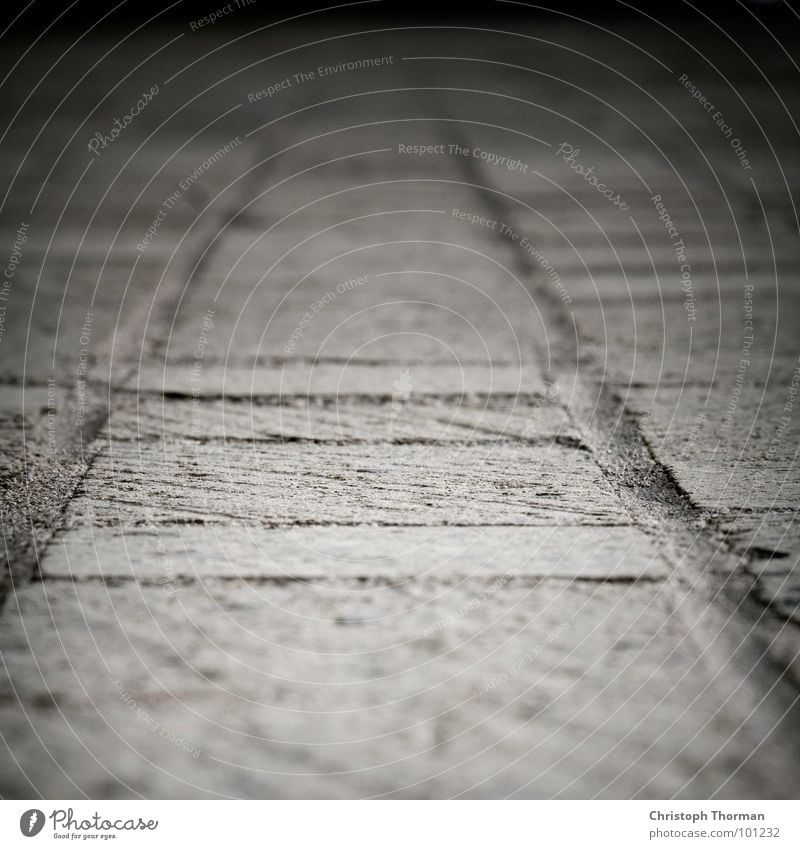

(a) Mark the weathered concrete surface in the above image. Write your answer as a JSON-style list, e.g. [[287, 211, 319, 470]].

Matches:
[[133, 361, 545, 397], [40, 525, 670, 581], [63, 441, 629, 527], [0, 580, 793, 799], [1, 12, 799, 800], [104, 396, 580, 443], [0, 386, 52, 476]]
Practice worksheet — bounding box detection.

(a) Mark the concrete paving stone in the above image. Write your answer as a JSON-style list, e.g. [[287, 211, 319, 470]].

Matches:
[[201, 200, 512, 281], [750, 570, 800, 624], [476, 203, 760, 243], [162, 264, 541, 365], [2, 125, 252, 379], [0, 385, 50, 418], [507, 182, 750, 214], [192, 237, 521, 314], [16, 145, 251, 224], [570, 290, 800, 387], [719, 512, 800, 560], [6, 125, 248, 223], [104, 396, 579, 443], [563, 267, 786, 304], [15, 206, 216, 262], [63, 441, 629, 528], [503, 226, 746, 259], [0, 381, 81, 592], [189, 186, 521, 292], [509, 208, 774, 266], [0, 580, 788, 799], [620, 379, 800, 627], [40, 525, 670, 582], [252, 117, 472, 172], [130, 361, 545, 398], [0, 235, 209, 384], [0, 386, 54, 476], [622, 379, 800, 623], [404, 24, 652, 77], [242, 126, 488, 220], [150, 178, 544, 364], [506, 239, 795, 274], [202, 196, 524, 286], [741, 528, 800, 623], [449, 65, 794, 203], [512, 205, 792, 264], [435, 86, 681, 156], [174, 297, 540, 366], [624, 381, 800, 461], [3, 15, 800, 803], [718, 511, 800, 625], [460, 159, 757, 234], [458, 132, 788, 216], [624, 385, 800, 512]]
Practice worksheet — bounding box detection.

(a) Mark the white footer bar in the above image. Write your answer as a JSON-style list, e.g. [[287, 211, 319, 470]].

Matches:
[[2, 800, 797, 848]]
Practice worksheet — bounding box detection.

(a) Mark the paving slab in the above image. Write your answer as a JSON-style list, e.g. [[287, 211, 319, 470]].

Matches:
[[64, 441, 630, 528], [104, 396, 579, 444], [625, 385, 800, 512], [2, 13, 799, 804], [0, 579, 790, 799], [40, 525, 670, 582], [130, 361, 545, 398]]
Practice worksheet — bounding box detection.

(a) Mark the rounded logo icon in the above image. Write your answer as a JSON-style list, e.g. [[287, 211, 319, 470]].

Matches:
[[19, 810, 45, 837]]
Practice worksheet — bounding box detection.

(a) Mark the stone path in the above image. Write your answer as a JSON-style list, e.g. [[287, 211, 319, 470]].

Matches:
[[1, 11, 799, 798]]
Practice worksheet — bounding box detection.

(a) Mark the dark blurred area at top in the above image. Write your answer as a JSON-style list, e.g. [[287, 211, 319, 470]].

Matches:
[[1, 0, 798, 34]]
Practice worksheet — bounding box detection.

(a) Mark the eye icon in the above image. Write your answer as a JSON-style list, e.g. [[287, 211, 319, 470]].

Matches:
[[19, 810, 45, 837]]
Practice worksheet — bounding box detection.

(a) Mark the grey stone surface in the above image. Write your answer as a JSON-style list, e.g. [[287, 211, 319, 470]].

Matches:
[[40, 525, 670, 581], [626, 385, 800, 511], [130, 361, 545, 398], [104, 396, 580, 444], [0, 386, 53, 476], [0, 580, 792, 799], [64, 441, 629, 528], [1, 15, 799, 801]]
